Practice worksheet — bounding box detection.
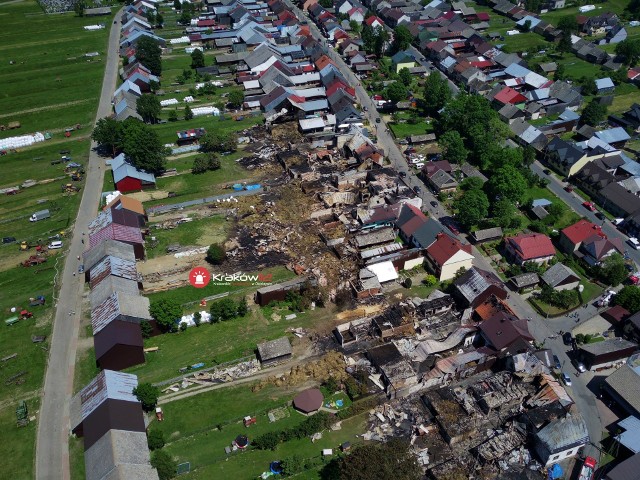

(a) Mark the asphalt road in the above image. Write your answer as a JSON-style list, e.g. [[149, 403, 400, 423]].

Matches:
[[532, 160, 640, 268], [35, 11, 122, 480]]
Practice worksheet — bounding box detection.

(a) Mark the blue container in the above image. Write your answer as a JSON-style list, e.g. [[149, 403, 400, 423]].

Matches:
[[232, 184, 243, 191]]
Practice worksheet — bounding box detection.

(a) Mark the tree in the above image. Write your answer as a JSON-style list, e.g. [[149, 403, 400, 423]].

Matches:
[[227, 89, 245, 109], [193, 311, 202, 327], [554, 63, 566, 81], [598, 253, 627, 286], [398, 67, 412, 87], [73, 0, 86, 17], [580, 100, 608, 126], [237, 297, 248, 317], [135, 36, 162, 76], [173, 0, 181, 10], [119, 119, 167, 174], [140, 320, 153, 339], [155, 12, 164, 26], [136, 94, 162, 124], [210, 298, 239, 322], [192, 155, 210, 174], [168, 109, 178, 122], [616, 39, 640, 66], [206, 243, 225, 265], [319, 0, 332, 6], [149, 299, 183, 332], [423, 71, 451, 113], [337, 438, 421, 480], [613, 286, 640, 313], [151, 450, 177, 480], [178, 11, 192, 25], [459, 177, 484, 191], [133, 383, 160, 412], [522, 19, 532, 32], [191, 49, 205, 69], [92, 117, 122, 156], [491, 198, 517, 228], [391, 25, 413, 53], [384, 81, 408, 103], [523, 145, 536, 166], [349, 20, 361, 34], [373, 26, 388, 58], [281, 455, 304, 476], [148, 430, 165, 450], [252, 431, 281, 450], [184, 104, 193, 121], [454, 188, 489, 228], [557, 15, 579, 34], [487, 164, 527, 204], [200, 131, 237, 153], [438, 130, 467, 165], [557, 33, 573, 54], [423, 274, 437, 286]]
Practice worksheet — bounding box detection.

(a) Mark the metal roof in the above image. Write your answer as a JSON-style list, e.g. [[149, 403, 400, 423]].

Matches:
[[605, 363, 640, 416], [85, 430, 157, 480], [89, 255, 139, 290], [78, 370, 139, 422], [83, 239, 136, 272], [90, 277, 140, 309], [618, 416, 640, 453], [579, 337, 637, 356], [89, 223, 143, 248], [257, 337, 292, 361], [541, 263, 579, 288], [536, 413, 589, 452], [91, 292, 151, 335]]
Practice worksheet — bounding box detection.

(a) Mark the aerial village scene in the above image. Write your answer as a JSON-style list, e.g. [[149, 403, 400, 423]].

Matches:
[[7, 0, 640, 478]]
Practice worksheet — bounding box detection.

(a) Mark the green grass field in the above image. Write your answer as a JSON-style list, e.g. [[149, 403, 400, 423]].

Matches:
[[152, 383, 366, 479], [146, 215, 231, 259]]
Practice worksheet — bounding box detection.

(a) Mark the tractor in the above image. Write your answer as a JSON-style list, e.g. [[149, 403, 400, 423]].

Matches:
[[20, 310, 33, 320], [19, 241, 44, 252], [61, 183, 80, 194], [22, 255, 46, 267]]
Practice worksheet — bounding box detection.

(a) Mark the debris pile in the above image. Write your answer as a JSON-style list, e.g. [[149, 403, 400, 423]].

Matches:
[[253, 351, 347, 391]]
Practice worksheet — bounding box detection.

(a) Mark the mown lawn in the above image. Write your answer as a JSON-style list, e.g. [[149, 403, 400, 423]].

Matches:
[[151, 383, 365, 479], [146, 215, 231, 259]]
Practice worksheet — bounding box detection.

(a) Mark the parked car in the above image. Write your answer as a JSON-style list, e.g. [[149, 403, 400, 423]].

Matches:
[[48, 241, 63, 250], [415, 186, 422, 194], [582, 201, 596, 212], [553, 355, 561, 370], [375, 118, 381, 124], [573, 360, 586, 373], [595, 212, 605, 220], [543, 169, 551, 175], [398, 139, 408, 145], [78, 264, 84, 274], [399, 171, 407, 178], [628, 237, 640, 250], [564, 186, 573, 192], [562, 372, 572, 386], [430, 201, 439, 207], [563, 332, 573, 345]]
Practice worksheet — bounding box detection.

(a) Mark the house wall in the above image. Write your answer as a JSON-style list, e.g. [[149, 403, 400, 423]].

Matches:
[[558, 233, 580, 254], [116, 177, 143, 193], [537, 442, 584, 467], [554, 279, 580, 291], [402, 256, 424, 271], [96, 343, 145, 371], [80, 399, 146, 450], [439, 257, 474, 281], [579, 345, 638, 369]]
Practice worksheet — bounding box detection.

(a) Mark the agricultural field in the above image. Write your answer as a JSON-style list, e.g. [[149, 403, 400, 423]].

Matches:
[[0, 1, 114, 478]]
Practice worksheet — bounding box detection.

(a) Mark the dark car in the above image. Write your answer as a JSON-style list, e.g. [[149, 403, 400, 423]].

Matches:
[[399, 171, 407, 178], [78, 264, 84, 274], [595, 212, 605, 220], [2, 237, 16, 244], [564, 186, 573, 192], [376, 118, 381, 124], [415, 186, 422, 194], [543, 169, 551, 175], [553, 355, 561, 370], [430, 200, 438, 207], [563, 332, 572, 345]]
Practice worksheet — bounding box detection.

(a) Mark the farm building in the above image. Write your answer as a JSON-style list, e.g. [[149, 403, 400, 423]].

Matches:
[[88, 222, 145, 260], [84, 429, 158, 480], [90, 209, 145, 235], [176, 128, 207, 146], [83, 239, 137, 277], [577, 338, 638, 370], [110, 153, 156, 193], [257, 337, 292, 365], [88, 255, 140, 294], [106, 194, 147, 223], [293, 388, 324, 415], [70, 370, 146, 449], [90, 275, 141, 309], [254, 275, 317, 306]]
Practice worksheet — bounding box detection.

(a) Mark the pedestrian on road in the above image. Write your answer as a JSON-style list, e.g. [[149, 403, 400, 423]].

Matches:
[[77, 255, 80, 261], [73, 272, 76, 277]]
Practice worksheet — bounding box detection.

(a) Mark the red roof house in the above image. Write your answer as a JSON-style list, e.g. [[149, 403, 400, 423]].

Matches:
[[479, 312, 534, 353], [505, 233, 555, 265], [559, 219, 605, 253], [425, 234, 474, 281], [493, 86, 528, 106], [396, 204, 427, 242]]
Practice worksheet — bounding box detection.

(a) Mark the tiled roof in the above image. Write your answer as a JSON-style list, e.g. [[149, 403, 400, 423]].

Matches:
[[427, 234, 472, 266], [507, 233, 555, 260], [89, 223, 143, 248], [561, 220, 605, 245]]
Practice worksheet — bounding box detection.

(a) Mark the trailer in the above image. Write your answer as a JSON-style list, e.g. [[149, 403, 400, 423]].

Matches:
[[5, 316, 19, 326], [29, 209, 50, 222], [29, 296, 45, 307], [22, 256, 46, 267], [578, 456, 597, 480]]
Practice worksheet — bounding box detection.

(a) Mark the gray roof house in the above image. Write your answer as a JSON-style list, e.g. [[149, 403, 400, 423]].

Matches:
[[85, 429, 159, 480], [534, 413, 589, 466], [541, 263, 580, 291], [83, 239, 137, 275], [90, 275, 141, 310], [257, 337, 292, 365], [91, 292, 152, 336], [604, 362, 640, 417], [411, 218, 455, 249]]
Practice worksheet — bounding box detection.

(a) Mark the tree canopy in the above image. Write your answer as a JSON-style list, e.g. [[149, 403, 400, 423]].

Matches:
[[580, 100, 608, 126], [92, 117, 122, 156], [384, 81, 408, 103], [149, 299, 183, 332], [597, 253, 628, 287], [615, 39, 640, 66], [135, 36, 162, 76], [391, 25, 413, 53], [361, 24, 388, 58], [228, 89, 245, 108], [136, 94, 162, 124], [613, 286, 640, 313], [331, 438, 421, 480], [438, 130, 467, 165], [200, 131, 238, 153], [398, 67, 412, 86], [454, 187, 489, 228], [423, 71, 451, 113], [133, 383, 160, 412], [206, 243, 226, 264], [191, 49, 205, 69], [119, 119, 167, 174], [151, 450, 177, 480], [487, 164, 527, 204]]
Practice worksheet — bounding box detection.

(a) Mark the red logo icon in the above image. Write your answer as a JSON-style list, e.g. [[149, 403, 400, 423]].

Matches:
[[189, 267, 210, 288]]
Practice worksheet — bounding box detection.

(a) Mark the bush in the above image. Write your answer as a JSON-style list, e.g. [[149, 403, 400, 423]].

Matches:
[[140, 320, 153, 339], [193, 311, 202, 326], [133, 383, 160, 412], [149, 299, 183, 333], [151, 450, 177, 480], [252, 431, 281, 451], [209, 298, 241, 322], [179, 322, 188, 332], [575, 333, 585, 344], [206, 243, 225, 265], [148, 429, 165, 450], [423, 274, 438, 286]]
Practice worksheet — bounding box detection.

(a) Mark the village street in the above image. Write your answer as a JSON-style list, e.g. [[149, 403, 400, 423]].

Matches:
[[35, 10, 122, 480]]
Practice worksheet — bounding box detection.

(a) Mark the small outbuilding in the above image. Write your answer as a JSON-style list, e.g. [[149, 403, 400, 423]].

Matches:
[[577, 338, 638, 370], [541, 263, 580, 291], [293, 388, 324, 415], [257, 337, 292, 365]]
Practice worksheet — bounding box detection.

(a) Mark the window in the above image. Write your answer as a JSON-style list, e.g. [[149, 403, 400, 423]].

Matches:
[[566, 450, 573, 455], [552, 455, 559, 461]]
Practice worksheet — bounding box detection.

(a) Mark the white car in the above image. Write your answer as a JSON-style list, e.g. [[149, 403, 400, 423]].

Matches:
[[562, 372, 572, 386], [48, 241, 63, 249], [627, 237, 640, 250]]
